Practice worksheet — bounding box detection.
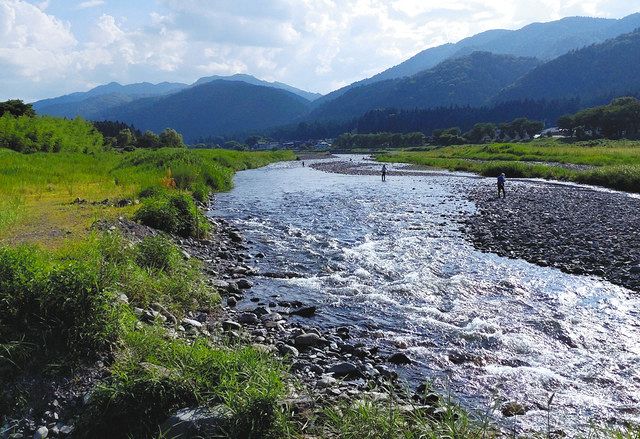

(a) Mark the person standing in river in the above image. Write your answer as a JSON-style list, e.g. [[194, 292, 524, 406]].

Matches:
[[497, 173, 506, 198], [381, 164, 387, 182]]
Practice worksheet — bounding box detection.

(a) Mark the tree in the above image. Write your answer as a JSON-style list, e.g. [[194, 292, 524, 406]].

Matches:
[[0, 100, 35, 117], [137, 131, 160, 149], [464, 123, 496, 143], [159, 128, 185, 148], [116, 128, 136, 147]]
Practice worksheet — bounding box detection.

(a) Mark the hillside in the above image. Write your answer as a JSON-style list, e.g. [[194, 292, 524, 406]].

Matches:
[[99, 80, 311, 141], [309, 52, 541, 122], [315, 13, 640, 107], [495, 29, 640, 103], [193, 73, 322, 101], [33, 82, 188, 117]]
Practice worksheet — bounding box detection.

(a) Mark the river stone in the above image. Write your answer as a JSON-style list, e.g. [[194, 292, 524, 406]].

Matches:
[[222, 321, 241, 331], [295, 333, 324, 348], [261, 312, 283, 323], [236, 279, 253, 289], [290, 306, 317, 317], [501, 401, 527, 417], [326, 362, 361, 379], [226, 296, 237, 307], [181, 318, 202, 329], [159, 406, 233, 439], [33, 426, 48, 439], [238, 312, 259, 325], [387, 352, 412, 365]]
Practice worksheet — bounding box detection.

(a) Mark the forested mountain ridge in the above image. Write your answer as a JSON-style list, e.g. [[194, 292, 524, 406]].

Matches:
[[308, 52, 541, 122], [495, 29, 640, 103], [97, 80, 311, 142], [313, 13, 640, 106]]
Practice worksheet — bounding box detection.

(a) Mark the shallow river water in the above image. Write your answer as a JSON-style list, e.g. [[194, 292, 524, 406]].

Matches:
[[211, 156, 640, 435]]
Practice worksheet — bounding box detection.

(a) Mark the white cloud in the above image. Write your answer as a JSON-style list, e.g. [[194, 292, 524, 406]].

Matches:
[[2, 0, 640, 101], [77, 0, 105, 10]]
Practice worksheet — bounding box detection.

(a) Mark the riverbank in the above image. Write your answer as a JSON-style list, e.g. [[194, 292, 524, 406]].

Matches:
[[377, 140, 640, 193], [466, 180, 640, 292]]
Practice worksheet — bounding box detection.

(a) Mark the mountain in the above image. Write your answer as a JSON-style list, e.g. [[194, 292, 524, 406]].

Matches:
[[308, 52, 541, 122], [314, 13, 640, 107], [97, 80, 311, 142], [193, 74, 321, 101], [494, 29, 640, 103], [33, 81, 188, 117]]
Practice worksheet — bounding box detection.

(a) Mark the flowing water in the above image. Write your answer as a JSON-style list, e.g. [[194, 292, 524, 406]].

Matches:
[[211, 156, 640, 435]]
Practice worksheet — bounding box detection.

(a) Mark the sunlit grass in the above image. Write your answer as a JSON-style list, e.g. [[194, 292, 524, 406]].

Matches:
[[0, 148, 294, 247], [378, 139, 640, 192]]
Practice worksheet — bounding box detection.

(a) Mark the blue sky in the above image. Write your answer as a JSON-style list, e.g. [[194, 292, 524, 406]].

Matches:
[[2, 0, 640, 101]]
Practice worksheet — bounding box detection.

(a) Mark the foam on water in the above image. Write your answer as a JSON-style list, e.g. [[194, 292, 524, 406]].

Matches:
[[211, 156, 640, 435]]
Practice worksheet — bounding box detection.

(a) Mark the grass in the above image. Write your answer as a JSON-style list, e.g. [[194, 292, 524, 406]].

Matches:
[[377, 139, 640, 192], [76, 318, 289, 439], [0, 144, 294, 437], [0, 148, 294, 246], [316, 391, 495, 439]]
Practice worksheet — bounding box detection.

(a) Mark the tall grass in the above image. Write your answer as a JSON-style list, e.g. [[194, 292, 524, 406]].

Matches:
[[0, 148, 295, 244]]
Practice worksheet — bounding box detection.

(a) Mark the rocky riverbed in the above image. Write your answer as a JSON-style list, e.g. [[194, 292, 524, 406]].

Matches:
[[466, 180, 640, 292]]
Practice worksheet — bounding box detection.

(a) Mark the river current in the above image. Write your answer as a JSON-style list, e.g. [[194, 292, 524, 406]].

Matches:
[[210, 156, 640, 435]]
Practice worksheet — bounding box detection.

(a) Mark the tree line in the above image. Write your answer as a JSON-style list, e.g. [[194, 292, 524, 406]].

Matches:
[[558, 97, 640, 139], [0, 100, 188, 153]]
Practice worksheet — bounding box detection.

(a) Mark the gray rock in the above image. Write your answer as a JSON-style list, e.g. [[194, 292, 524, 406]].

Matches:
[[181, 318, 203, 329], [222, 321, 241, 331], [238, 312, 259, 325], [159, 405, 233, 439], [290, 306, 317, 317], [236, 279, 253, 289], [387, 352, 412, 365], [501, 401, 527, 417], [226, 296, 237, 307], [33, 427, 48, 439], [326, 362, 362, 379], [277, 344, 299, 357], [294, 333, 324, 348]]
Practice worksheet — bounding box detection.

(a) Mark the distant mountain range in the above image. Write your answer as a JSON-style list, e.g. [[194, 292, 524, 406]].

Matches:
[[31, 12, 640, 141], [308, 52, 541, 121], [97, 80, 311, 141], [33, 74, 319, 120]]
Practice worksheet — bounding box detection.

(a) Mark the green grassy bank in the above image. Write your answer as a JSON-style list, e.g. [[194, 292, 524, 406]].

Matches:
[[377, 139, 640, 193]]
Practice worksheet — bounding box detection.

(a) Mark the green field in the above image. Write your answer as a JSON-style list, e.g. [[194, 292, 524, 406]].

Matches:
[[0, 147, 293, 246], [377, 139, 640, 193]]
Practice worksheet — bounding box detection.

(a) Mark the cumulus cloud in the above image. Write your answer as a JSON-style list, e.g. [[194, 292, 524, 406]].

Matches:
[[77, 0, 104, 10], [1, 0, 640, 100]]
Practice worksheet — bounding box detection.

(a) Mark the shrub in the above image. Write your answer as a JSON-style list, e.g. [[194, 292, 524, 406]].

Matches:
[[134, 192, 210, 238], [138, 185, 168, 199], [135, 235, 182, 273]]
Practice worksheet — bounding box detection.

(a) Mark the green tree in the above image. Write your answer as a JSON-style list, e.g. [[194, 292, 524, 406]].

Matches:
[[0, 100, 35, 117], [117, 128, 136, 147], [159, 128, 185, 148], [137, 131, 161, 149]]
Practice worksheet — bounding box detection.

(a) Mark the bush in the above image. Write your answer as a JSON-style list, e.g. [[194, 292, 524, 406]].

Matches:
[[134, 191, 210, 238], [135, 235, 182, 273]]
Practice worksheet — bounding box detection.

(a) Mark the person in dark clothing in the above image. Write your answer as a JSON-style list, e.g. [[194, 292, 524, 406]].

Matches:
[[497, 173, 506, 198], [381, 164, 387, 182]]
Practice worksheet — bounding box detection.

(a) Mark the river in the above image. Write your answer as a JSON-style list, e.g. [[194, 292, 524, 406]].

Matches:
[[210, 155, 640, 435]]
